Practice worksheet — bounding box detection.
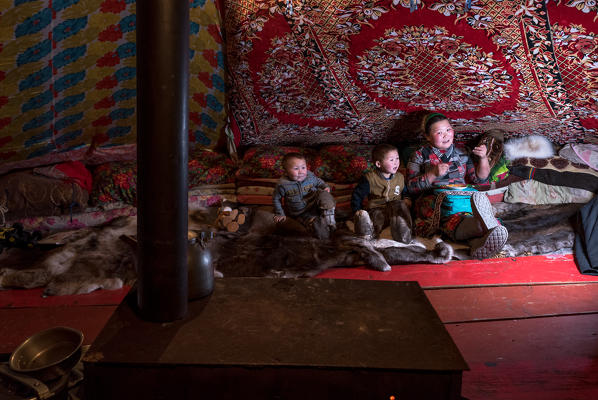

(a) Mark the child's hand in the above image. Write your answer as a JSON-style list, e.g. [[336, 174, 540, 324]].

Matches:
[[472, 144, 488, 159], [323, 187, 331, 193], [428, 163, 449, 180], [273, 215, 286, 223]]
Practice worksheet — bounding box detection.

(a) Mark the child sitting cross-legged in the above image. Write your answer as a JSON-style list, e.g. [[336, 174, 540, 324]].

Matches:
[[351, 144, 413, 243], [406, 112, 508, 259], [273, 153, 336, 240]]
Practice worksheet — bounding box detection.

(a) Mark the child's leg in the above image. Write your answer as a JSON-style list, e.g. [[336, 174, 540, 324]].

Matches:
[[463, 192, 508, 259], [387, 200, 412, 243], [297, 212, 331, 240], [413, 194, 438, 237], [369, 207, 387, 237], [454, 215, 485, 240]]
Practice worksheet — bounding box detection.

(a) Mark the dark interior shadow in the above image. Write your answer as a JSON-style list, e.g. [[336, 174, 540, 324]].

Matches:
[[388, 110, 431, 144]]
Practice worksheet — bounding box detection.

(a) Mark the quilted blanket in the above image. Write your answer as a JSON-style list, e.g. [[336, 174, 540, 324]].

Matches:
[[0, 0, 226, 173]]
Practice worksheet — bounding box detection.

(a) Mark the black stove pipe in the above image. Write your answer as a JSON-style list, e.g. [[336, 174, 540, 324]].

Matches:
[[136, 0, 189, 321]]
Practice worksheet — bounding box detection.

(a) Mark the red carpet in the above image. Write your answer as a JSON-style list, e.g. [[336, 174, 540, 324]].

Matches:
[[0, 286, 130, 308], [316, 254, 598, 288]]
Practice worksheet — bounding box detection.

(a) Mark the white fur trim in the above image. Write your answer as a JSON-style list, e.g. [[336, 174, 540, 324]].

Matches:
[[504, 135, 555, 160]]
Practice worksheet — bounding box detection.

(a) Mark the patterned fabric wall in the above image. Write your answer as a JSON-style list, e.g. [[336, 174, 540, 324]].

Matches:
[[0, 0, 226, 173], [224, 0, 598, 146]]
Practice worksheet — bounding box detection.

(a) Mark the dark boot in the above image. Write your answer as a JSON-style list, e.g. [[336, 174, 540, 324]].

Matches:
[[389, 200, 413, 243], [370, 208, 387, 238], [321, 207, 336, 231], [309, 216, 331, 240], [390, 216, 412, 243]]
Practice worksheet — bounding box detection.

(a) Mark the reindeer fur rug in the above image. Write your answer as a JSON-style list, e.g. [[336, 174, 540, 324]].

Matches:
[[0, 203, 583, 295], [494, 201, 581, 258], [209, 209, 453, 278], [0, 216, 138, 296]]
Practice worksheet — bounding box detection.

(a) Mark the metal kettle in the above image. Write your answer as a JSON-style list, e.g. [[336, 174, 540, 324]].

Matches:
[[187, 231, 214, 300]]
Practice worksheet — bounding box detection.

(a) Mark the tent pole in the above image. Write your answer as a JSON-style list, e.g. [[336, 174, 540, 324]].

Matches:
[[135, 0, 189, 321]]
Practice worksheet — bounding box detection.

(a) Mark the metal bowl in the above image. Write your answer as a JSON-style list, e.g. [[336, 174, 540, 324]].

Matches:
[[9, 326, 84, 382]]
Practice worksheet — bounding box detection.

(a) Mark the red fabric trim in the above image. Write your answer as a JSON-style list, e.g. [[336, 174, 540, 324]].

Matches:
[[55, 161, 93, 193]]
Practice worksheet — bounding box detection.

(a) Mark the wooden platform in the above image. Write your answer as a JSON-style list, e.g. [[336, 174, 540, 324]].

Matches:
[[83, 278, 467, 400], [1, 254, 598, 399]]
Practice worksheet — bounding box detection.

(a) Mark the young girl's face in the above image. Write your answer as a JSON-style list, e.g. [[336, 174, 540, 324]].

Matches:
[[284, 157, 307, 182], [376, 150, 400, 177], [427, 119, 454, 150]]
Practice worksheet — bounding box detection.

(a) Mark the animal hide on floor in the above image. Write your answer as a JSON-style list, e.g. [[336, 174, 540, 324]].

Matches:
[[0, 217, 137, 295], [0, 203, 584, 295], [210, 230, 453, 278], [0, 211, 452, 295], [493, 202, 582, 258]]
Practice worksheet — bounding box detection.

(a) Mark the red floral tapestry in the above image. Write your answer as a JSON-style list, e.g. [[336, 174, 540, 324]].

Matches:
[[223, 0, 598, 146]]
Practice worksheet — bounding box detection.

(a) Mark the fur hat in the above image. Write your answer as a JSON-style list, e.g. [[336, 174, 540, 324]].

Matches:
[[504, 135, 555, 160]]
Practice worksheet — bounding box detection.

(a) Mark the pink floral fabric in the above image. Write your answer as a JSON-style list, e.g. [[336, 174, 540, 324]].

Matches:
[[188, 148, 237, 186], [11, 206, 137, 233], [91, 161, 137, 206], [91, 149, 236, 206]]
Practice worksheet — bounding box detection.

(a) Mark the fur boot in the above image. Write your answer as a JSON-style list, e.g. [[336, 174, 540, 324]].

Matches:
[[468, 193, 508, 258], [354, 210, 374, 239], [388, 200, 413, 243]]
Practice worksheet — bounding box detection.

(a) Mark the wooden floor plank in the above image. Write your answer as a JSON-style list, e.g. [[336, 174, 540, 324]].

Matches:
[[316, 254, 598, 287], [0, 305, 117, 356], [425, 283, 598, 323], [446, 314, 598, 400], [2, 255, 597, 400]]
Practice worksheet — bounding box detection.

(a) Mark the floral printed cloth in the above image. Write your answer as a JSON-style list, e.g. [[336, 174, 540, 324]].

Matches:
[[91, 161, 137, 206], [91, 149, 237, 206], [236, 144, 375, 183], [235, 146, 319, 179]]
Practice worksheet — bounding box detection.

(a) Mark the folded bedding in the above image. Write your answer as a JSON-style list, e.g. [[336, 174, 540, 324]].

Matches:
[[0, 171, 89, 220], [504, 179, 595, 205], [508, 156, 598, 192]]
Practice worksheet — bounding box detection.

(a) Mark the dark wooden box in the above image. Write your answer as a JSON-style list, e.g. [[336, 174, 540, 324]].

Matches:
[[84, 278, 467, 400]]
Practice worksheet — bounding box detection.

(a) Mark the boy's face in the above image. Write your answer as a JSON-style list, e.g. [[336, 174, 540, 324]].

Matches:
[[284, 157, 307, 182], [427, 119, 454, 150], [375, 150, 400, 176]]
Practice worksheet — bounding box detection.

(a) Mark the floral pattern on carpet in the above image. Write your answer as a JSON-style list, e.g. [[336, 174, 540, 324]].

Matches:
[[224, 0, 598, 146]]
